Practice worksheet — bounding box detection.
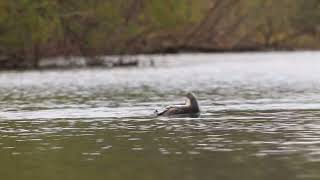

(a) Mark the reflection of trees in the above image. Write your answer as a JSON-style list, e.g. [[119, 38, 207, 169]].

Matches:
[[0, 119, 317, 180]]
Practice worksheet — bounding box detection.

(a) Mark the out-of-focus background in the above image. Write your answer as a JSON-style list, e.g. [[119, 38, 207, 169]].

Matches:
[[0, 0, 320, 69], [1, 1, 320, 180]]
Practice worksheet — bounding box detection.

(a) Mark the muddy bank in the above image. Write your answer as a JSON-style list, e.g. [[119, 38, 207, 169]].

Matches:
[[0, 55, 157, 71], [0, 41, 306, 71]]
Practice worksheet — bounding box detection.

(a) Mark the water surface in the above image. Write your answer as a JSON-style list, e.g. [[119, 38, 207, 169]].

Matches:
[[1, 52, 320, 180]]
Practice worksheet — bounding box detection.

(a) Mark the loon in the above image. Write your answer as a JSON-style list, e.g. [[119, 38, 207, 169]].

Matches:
[[155, 92, 200, 117]]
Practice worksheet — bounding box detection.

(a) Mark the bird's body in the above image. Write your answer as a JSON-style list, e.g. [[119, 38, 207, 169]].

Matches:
[[155, 93, 200, 118]]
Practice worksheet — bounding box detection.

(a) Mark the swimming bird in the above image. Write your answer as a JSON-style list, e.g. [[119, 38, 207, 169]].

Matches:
[[155, 92, 200, 117]]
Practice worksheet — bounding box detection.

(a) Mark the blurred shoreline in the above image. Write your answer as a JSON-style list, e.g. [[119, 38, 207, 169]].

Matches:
[[1, 48, 319, 71], [1, 1, 320, 71]]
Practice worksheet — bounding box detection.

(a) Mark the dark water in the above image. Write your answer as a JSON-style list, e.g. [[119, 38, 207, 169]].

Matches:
[[1, 52, 320, 180]]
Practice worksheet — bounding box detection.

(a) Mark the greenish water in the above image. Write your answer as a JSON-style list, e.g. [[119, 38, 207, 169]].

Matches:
[[1, 52, 320, 180]]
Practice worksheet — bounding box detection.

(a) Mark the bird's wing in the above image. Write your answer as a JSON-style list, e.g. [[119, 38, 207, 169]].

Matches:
[[157, 106, 187, 116]]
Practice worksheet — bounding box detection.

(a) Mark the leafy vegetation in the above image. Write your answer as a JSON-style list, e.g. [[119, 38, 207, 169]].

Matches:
[[0, 0, 320, 68]]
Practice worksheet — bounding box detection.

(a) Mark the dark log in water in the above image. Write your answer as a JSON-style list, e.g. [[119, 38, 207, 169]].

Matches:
[[0, 55, 32, 70]]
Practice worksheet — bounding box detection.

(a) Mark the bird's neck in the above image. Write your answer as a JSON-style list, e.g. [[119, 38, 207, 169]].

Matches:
[[187, 97, 199, 112]]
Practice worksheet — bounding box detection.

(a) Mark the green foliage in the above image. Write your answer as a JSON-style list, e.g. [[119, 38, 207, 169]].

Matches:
[[293, 0, 320, 31], [1, 0, 320, 63], [144, 0, 194, 28], [0, 0, 60, 53]]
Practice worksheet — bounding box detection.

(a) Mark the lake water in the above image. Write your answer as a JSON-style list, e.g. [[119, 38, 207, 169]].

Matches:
[[1, 52, 320, 180]]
